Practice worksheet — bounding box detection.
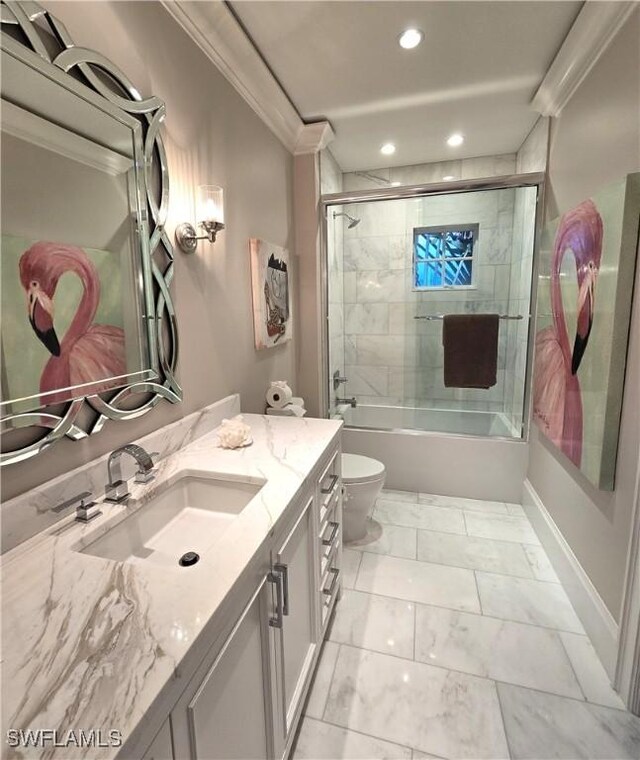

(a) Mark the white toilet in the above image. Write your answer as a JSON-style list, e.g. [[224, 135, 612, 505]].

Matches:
[[341, 454, 386, 542]]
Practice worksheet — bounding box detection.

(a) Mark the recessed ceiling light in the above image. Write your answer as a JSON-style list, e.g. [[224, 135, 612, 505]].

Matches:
[[398, 28, 424, 49], [443, 175, 456, 181], [447, 133, 464, 147], [391, 181, 401, 187], [380, 142, 396, 156]]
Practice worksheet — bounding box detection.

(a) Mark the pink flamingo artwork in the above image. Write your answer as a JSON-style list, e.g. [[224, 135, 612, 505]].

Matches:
[[19, 241, 126, 403], [533, 200, 603, 468]]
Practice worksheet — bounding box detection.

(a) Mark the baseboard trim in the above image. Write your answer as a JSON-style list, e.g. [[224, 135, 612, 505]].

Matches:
[[522, 479, 619, 679]]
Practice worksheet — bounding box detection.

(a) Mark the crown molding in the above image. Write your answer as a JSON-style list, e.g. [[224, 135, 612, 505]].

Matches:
[[532, 1, 637, 116], [161, 0, 308, 152], [295, 122, 335, 155]]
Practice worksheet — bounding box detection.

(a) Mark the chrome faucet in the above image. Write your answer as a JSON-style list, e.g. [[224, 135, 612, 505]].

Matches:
[[105, 444, 156, 503], [336, 396, 357, 408]]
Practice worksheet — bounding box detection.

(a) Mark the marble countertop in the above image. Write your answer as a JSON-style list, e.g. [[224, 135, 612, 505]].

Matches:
[[1, 413, 342, 759]]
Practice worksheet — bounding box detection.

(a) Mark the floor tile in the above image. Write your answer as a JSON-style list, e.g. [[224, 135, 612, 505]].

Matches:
[[522, 544, 560, 582], [346, 521, 417, 560], [506, 503, 526, 517], [329, 589, 415, 659], [355, 553, 480, 612], [464, 512, 540, 544], [476, 572, 585, 633], [415, 605, 583, 699], [498, 683, 640, 759], [305, 641, 340, 719], [293, 718, 412, 760], [417, 530, 533, 577], [374, 500, 466, 535], [324, 645, 509, 759], [341, 549, 362, 589], [381, 489, 418, 503], [560, 632, 626, 710], [419, 493, 508, 515]]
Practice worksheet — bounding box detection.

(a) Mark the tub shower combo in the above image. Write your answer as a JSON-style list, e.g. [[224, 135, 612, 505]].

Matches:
[[322, 174, 544, 500]]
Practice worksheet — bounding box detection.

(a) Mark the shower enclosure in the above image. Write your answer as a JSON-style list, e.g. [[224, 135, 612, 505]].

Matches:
[[322, 174, 544, 440]]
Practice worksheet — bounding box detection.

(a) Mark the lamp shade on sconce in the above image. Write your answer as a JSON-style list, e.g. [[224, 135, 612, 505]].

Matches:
[[175, 184, 225, 253], [197, 185, 224, 225]]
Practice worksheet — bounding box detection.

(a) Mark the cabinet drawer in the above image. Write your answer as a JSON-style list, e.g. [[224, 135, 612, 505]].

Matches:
[[321, 566, 340, 625], [320, 536, 340, 581], [319, 522, 340, 576], [318, 453, 340, 517], [319, 487, 339, 537]]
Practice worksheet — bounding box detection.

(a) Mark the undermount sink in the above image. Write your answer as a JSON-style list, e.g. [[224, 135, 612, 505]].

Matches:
[[79, 470, 265, 567]]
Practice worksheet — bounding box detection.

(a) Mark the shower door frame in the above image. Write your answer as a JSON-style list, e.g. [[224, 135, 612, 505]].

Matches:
[[319, 171, 546, 441]]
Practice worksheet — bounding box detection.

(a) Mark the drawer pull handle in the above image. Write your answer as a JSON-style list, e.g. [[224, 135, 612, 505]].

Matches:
[[268, 571, 284, 628], [321, 474, 339, 495], [274, 563, 289, 616], [323, 567, 340, 596], [322, 521, 340, 546]]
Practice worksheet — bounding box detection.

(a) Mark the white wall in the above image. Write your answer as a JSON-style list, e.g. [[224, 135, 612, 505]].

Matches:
[[1, 1, 296, 501], [526, 9, 640, 621]]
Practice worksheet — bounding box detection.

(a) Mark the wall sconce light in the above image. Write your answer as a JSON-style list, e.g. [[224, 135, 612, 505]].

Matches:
[[175, 184, 225, 253]]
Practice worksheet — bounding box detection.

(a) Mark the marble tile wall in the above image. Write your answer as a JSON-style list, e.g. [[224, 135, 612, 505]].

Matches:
[[339, 186, 518, 413], [343, 153, 517, 192]]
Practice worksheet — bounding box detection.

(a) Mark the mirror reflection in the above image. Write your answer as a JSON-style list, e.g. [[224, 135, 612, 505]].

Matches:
[[0, 48, 156, 416]]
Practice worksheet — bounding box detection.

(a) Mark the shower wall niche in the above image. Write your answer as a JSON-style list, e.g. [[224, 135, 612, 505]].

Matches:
[[325, 179, 540, 439]]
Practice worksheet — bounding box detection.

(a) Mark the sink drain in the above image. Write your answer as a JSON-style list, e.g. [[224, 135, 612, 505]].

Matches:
[[179, 551, 200, 567]]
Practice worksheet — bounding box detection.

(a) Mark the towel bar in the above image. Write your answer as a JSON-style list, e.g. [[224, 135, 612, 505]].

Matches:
[[413, 314, 525, 321]]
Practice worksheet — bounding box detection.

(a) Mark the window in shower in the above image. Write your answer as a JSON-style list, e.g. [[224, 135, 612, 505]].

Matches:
[[413, 224, 478, 289]]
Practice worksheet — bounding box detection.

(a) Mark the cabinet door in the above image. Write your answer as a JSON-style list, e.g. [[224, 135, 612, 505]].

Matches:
[[274, 496, 317, 741], [186, 577, 277, 760]]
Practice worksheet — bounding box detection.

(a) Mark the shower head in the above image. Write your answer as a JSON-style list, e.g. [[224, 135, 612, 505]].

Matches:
[[333, 211, 361, 229]]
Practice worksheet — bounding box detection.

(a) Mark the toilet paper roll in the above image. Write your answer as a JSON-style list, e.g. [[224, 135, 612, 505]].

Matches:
[[266, 382, 293, 409]]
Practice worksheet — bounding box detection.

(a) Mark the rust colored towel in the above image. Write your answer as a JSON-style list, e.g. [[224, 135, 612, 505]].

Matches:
[[443, 314, 499, 389]]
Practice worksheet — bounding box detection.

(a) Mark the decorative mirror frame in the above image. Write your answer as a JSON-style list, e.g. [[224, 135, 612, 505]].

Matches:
[[0, 0, 182, 466]]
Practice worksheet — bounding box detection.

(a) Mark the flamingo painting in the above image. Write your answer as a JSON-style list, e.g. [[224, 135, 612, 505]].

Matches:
[[533, 200, 603, 468], [19, 241, 126, 402]]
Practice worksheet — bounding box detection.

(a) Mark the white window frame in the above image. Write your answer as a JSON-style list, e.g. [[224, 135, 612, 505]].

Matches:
[[412, 223, 479, 291]]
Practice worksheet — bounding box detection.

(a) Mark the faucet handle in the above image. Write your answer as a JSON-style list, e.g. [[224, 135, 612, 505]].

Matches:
[[73, 491, 102, 523], [134, 451, 158, 484]]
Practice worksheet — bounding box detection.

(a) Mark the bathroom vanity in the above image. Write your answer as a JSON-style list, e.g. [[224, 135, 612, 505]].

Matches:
[[1, 402, 343, 760]]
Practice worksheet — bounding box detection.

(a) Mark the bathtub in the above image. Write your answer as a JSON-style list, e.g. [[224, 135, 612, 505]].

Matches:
[[335, 403, 517, 438], [335, 403, 528, 503]]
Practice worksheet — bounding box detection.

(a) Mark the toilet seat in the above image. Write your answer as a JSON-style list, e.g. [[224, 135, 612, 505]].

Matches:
[[342, 454, 385, 484]]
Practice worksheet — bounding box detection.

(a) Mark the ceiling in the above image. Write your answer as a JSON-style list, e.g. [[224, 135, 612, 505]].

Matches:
[[229, 1, 583, 171]]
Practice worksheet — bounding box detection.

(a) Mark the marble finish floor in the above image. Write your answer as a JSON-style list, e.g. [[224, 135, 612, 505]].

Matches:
[[293, 490, 640, 759]]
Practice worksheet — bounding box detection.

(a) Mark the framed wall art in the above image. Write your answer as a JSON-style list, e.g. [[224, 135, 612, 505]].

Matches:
[[249, 238, 292, 350], [533, 173, 640, 490]]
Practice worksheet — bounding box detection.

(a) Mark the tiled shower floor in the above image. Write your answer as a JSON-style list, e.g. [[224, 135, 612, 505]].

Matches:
[[293, 490, 640, 759]]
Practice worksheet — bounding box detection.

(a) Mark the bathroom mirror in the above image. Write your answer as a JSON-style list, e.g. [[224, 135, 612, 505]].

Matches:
[[0, 1, 181, 465]]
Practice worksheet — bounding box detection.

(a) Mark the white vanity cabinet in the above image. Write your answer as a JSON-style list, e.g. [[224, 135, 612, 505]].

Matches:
[[170, 571, 279, 760], [271, 495, 318, 758], [166, 442, 342, 760]]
